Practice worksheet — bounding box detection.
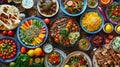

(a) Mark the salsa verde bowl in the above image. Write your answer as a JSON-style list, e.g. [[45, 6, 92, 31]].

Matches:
[[80, 9, 104, 34], [17, 17, 48, 48], [0, 36, 20, 63], [60, 0, 87, 16]]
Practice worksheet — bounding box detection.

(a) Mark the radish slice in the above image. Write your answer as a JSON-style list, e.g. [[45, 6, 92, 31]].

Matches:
[[67, 1, 73, 6]]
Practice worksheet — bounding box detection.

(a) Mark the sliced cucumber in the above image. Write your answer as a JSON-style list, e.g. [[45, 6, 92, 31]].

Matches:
[[35, 58, 41, 63]]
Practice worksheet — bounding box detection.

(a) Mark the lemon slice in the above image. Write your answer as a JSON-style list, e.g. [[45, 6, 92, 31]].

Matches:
[[35, 58, 41, 63]]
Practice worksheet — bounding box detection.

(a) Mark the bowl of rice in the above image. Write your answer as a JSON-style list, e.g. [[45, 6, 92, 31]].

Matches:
[[80, 9, 104, 34]]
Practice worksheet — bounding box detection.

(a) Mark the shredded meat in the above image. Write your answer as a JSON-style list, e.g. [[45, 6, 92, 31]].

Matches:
[[1, 13, 8, 19], [0, 15, 10, 25], [94, 45, 120, 66], [3, 7, 8, 13]]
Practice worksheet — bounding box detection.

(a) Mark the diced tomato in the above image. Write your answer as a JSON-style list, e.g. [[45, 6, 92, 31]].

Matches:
[[75, 26, 78, 31], [14, 49, 17, 52], [108, 34, 114, 40], [118, 13, 120, 17], [11, 54, 14, 58], [6, 53, 9, 56], [10, 40, 14, 43], [64, 0, 67, 2], [56, 34, 60, 38], [72, 3, 75, 8], [13, 52, 16, 55], [5, 50, 8, 53], [75, 63, 78, 67], [68, 9, 73, 14], [68, 21, 73, 25], [0, 54, 2, 57], [41, 51, 45, 57], [114, 12, 118, 17], [7, 40, 10, 42], [80, 60, 84, 65], [65, 39, 70, 46], [54, 38, 59, 43], [114, 6, 119, 10], [0, 40, 2, 43], [12, 45, 16, 49], [2, 39, 5, 42], [105, 38, 110, 44], [8, 56, 11, 59], [12, 42, 16, 45], [2, 56, 5, 60]]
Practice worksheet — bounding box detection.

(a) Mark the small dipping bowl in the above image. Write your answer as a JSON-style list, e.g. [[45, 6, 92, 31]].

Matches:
[[115, 25, 120, 34], [91, 35, 104, 47], [103, 23, 114, 33], [78, 38, 91, 51], [43, 43, 53, 53]]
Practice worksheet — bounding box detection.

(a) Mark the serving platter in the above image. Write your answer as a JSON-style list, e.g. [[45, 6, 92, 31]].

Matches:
[[0, 0, 120, 67]]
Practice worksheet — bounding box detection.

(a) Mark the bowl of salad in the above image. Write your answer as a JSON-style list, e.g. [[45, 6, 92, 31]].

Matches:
[[17, 16, 48, 48], [106, 2, 120, 24], [0, 36, 20, 63], [63, 51, 92, 67], [60, 0, 87, 16], [44, 48, 66, 67]]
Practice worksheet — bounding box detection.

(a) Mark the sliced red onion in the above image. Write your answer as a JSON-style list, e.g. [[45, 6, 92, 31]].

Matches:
[[97, 6, 107, 21]]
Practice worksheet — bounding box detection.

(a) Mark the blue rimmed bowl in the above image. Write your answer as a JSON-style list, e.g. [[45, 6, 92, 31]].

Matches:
[[105, 2, 120, 24], [0, 36, 20, 63], [60, 0, 87, 16], [80, 9, 104, 34], [17, 16, 48, 48]]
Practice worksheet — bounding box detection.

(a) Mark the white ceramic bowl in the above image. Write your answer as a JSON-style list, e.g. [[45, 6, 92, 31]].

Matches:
[[37, 0, 59, 17]]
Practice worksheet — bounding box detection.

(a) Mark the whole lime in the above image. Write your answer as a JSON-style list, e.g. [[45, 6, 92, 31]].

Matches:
[[9, 62, 16, 67]]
